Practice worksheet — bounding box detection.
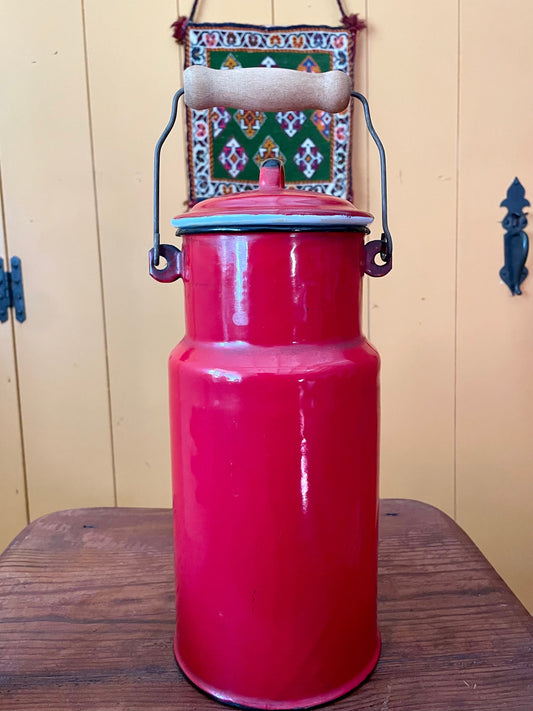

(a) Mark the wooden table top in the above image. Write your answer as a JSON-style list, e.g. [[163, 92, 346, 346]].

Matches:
[[0, 499, 531, 710]]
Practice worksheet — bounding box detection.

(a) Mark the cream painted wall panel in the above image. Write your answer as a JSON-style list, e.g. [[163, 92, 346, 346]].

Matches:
[[456, 0, 533, 612], [366, 1, 458, 515], [84, 0, 184, 508], [180, 0, 272, 24], [0, 0, 115, 518], [0, 183, 27, 550]]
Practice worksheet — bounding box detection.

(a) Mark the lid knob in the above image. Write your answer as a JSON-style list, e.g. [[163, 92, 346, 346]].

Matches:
[[259, 159, 285, 190]]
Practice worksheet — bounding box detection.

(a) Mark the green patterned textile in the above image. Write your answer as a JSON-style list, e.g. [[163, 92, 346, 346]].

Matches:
[[183, 22, 357, 204]]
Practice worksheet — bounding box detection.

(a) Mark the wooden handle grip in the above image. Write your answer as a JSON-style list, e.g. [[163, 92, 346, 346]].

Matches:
[[183, 66, 351, 113]]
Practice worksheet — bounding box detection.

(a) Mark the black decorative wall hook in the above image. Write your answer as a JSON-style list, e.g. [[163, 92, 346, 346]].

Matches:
[[500, 178, 529, 295]]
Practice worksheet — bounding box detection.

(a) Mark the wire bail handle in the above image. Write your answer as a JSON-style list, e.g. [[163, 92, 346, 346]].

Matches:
[[149, 89, 184, 283], [351, 91, 393, 276], [150, 71, 393, 281]]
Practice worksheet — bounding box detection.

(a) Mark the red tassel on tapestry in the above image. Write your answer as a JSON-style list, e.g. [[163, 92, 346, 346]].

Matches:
[[341, 13, 367, 35], [171, 16, 188, 44]]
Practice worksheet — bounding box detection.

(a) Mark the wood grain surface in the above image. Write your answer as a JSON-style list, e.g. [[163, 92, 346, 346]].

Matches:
[[0, 500, 531, 710]]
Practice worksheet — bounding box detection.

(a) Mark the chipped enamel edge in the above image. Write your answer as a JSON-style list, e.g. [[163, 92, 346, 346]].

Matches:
[[171, 213, 374, 230]]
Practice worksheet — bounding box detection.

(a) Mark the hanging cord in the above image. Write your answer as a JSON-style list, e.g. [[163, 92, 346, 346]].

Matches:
[[336, 0, 367, 40], [171, 0, 200, 44]]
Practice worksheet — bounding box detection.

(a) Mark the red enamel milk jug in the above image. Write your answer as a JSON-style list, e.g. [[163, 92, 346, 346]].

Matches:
[[149, 67, 393, 710]]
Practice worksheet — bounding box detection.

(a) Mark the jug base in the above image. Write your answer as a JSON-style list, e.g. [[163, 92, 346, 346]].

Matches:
[[174, 634, 381, 710]]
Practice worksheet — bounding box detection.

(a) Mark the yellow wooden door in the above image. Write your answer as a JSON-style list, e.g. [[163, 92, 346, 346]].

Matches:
[[456, 0, 533, 611], [82, 0, 185, 508], [365, 0, 532, 609], [0, 0, 115, 523], [366, 0, 459, 517]]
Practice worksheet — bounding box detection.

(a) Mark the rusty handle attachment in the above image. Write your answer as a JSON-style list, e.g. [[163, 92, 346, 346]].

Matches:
[[352, 91, 393, 276], [150, 89, 184, 281], [183, 66, 351, 113]]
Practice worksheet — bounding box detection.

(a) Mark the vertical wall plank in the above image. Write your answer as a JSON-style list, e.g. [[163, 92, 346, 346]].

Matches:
[[84, 0, 185, 507], [181, 0, 271, 23], [0, 177, 27, 550], [456, 0, 533, 612], [0, 0, 115, 518], [366, 0, 458, 515]]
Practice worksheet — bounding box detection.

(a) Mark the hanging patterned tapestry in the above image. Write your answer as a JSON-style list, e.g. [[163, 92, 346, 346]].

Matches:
[[172, 2, 365, 205]]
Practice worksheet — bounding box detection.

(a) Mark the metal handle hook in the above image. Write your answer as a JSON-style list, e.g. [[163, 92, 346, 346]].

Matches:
[[151, 89, 184, 276], [352, 91, 393, 277]]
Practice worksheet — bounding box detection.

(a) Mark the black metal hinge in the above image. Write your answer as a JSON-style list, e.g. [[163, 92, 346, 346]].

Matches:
[[0, 257, 26, 323]]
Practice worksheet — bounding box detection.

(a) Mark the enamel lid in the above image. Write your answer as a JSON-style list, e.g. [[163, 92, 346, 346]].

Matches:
[[171, 159, 373, 233]]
